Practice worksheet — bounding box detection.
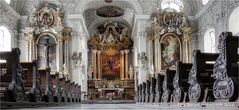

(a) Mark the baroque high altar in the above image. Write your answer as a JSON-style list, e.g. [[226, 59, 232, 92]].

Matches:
[[88, 19, 134, 100]]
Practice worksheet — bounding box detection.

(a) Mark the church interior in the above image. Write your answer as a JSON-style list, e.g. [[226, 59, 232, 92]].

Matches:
[[0, 0, 238, 109]]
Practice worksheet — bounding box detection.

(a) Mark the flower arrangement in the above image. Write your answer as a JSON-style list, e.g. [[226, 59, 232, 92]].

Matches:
[[106, 92, 114, 100]]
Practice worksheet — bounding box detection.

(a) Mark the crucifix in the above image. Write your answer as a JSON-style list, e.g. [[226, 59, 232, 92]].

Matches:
[[44, 37, 55, 68], [37, 36, 55, 69]]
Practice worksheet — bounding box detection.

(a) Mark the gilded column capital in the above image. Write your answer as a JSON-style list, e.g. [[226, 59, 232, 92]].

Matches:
[[97, 50, 102, 54], [92, 50, 98, 53], [120, 50, 125, 54], [124, 50, 130, 54]]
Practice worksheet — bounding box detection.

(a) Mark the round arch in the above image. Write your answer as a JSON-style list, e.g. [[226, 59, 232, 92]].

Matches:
[[228, 6, 239, 35]]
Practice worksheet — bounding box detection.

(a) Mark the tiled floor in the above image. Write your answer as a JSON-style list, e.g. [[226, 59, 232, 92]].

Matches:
[[12, 104, 239, 110]]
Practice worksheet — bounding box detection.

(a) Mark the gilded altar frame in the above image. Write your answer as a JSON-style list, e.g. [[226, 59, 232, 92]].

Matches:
[[147, 8, 192, 73]]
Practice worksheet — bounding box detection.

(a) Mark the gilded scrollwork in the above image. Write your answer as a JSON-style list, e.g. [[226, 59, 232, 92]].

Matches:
[[147, 8, 192, 72], [89, 20, 132, 50]]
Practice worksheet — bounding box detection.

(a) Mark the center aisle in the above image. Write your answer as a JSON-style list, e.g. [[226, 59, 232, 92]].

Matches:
[[12, 104, 238, 110]]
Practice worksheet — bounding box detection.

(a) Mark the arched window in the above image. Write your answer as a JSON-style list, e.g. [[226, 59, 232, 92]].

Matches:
[[204, 28, 216, 53], [161, 0, 183, 12], [202, 0, 209, 5], [0, 26, 11, 52], [0, 26, 11, 63], [5, 0, 11, 4], [229, 7, 239, 35]]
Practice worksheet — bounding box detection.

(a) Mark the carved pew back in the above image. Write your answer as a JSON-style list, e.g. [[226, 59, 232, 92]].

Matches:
[[20, 61, 41, 102], [145, 80, 151, 102], [155, 74, 164, 103], [71, 82, 76, 102], [137, 85, 140, 102], [142, 82, 146, 102], [139, 84, 142, 102], [162, 69, 176, 103], [150, 77, 156, 103], [212, 32, 239, 102], [59, 77, 67, 102], [173, 61, 192, 102], [78, 85, 81, 102], [39, 68, 53, 102], [65, 80, 72, 102], [51, 72, 60, 102], [188, 50, 219, 102], [0, 48, 25, 102]]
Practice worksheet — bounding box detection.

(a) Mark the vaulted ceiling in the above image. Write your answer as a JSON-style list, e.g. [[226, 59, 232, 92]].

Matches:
[[8, 0, 213, 35]]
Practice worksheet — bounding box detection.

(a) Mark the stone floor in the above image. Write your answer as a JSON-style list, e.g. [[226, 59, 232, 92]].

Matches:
[[10, 103, 239, 110]]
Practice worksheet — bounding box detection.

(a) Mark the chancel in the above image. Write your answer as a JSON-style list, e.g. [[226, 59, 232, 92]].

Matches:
[[0, 0, 238, 109]]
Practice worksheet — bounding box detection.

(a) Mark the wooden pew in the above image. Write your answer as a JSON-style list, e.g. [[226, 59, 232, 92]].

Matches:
[[59, 77, 67, 102], [142, 82, 146, 102], [65, 80, 72, 102], [172, 61, 192, 102], [51, 72, 60, 102], [145, 80, 150, 102], [74, 84, 79, 102], [39, 68, 53, 102], [139, 84, 142, 102], [212, 32, 239, 102], [161, 69, 176, 103], [0, 48, 25, 102], [20, 61, 41, 102], [149, 77, 156, 102], [154, 74, 164, 103], [136, 85, 140, 102], [77, 84, 81, 102], [70, 82, 76, 102], [188, 50, 219, 102]]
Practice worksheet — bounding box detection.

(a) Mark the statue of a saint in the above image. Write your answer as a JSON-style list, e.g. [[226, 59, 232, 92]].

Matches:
[[128, 65, 134, 79], [88, 65, 93, 80], [71, 52, 81, 67]]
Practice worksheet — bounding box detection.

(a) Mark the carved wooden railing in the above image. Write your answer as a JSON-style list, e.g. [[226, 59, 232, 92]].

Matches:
[[212, 32, 239, 101]]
